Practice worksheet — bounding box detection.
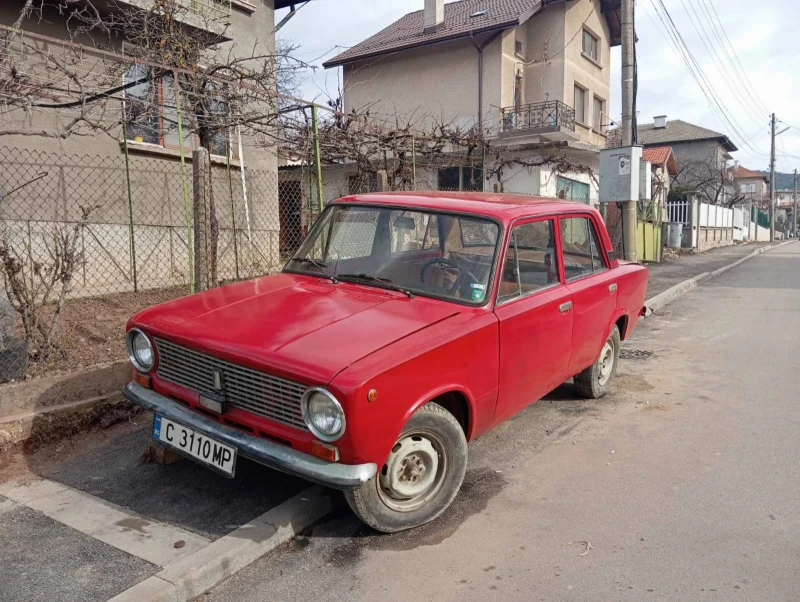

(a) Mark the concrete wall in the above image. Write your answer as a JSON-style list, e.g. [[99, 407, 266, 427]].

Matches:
[[342, 35, 496, 132], [696, 227, 734, 252]]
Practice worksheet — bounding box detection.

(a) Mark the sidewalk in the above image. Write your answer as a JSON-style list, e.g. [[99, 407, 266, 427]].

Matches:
[[645, 242, 774, 299]]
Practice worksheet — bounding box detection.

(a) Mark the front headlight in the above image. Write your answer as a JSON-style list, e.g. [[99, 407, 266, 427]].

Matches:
[[301, 388, 346, 442], [126, 328, 155, 373]]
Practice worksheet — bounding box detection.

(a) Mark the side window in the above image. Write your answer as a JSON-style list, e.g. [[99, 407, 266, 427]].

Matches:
[[498, 219, 559, 303], [327, 209, 379, 260], [422, 215, 440, 250], [589, 222, 607, 270], [560, 217, 605, 280]]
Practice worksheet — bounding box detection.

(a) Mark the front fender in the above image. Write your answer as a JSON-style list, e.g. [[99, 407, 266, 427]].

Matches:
[[330, 311, 499, 466]]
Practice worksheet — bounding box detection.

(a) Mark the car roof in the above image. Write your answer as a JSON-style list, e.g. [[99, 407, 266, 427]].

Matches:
[[332, 191, 597, 225]]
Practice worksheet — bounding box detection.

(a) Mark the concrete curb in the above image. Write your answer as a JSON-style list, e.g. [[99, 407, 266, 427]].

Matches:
[[0, 361, 132, 451], [109, 486, 332, 602], [645, 240, 796, 314]]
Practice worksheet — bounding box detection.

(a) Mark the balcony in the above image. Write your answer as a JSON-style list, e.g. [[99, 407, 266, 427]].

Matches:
[[500, 101, 576, 137], [114, 0, 232, 38]]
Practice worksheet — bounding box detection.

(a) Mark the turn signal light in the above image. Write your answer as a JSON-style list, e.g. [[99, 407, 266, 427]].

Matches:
[[134, 372, 151, 389], [310, 440, 340, 462]]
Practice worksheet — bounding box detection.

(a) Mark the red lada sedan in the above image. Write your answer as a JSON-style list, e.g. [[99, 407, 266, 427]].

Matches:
[[123, 192, 648, 532]]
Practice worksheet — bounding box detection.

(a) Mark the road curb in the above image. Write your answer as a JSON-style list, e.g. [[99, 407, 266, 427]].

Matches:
[[645, 240, 796, 314], [108, 486, 332, 602]]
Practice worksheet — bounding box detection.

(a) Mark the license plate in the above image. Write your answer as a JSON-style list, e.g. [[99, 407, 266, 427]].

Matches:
[[153, 415, 237, 477]]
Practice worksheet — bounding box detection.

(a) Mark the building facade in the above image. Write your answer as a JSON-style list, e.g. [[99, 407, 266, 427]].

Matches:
[[317, 0, 622, 206], [0, 0, 297, 297]]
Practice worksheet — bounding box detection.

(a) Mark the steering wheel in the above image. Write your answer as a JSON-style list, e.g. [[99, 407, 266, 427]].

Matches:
[[420, 258, 480, 298]]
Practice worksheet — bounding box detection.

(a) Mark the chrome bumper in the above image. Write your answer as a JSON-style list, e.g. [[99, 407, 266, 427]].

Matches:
[[122, 382, 377, 490]]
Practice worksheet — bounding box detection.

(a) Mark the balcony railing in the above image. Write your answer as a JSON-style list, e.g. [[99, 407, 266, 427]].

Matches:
[[118, 0, 231, 26], [185, 0, 231, 23], [500, 101, 576, 133]]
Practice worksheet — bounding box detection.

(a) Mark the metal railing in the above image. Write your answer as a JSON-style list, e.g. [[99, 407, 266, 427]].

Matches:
[[117, 0, 231, 24], [185, 0, 231, 22], [500, 101, 576, 133]]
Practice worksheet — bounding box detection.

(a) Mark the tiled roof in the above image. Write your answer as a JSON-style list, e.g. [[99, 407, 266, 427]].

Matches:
[[737, 165, 767, 181], [637, 119, 738, 152], [324, 0, 543, 67], [642, 146, 677, 175]]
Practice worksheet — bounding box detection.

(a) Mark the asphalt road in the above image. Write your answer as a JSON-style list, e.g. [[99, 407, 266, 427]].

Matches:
[[205, 242, 800, 602]]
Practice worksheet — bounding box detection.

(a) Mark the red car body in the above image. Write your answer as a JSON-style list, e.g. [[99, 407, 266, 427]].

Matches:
[[124, 192, 648, 485]]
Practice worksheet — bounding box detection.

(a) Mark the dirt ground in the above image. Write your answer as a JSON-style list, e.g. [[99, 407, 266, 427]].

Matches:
[[22, 286, 188, 380]]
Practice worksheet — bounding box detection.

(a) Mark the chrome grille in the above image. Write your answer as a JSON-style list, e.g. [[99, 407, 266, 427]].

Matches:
[[154, 338, 308, 430]]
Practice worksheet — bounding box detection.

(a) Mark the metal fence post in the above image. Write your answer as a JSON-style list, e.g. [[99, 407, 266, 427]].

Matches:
[[311, 105, 324, 214], [226, 131, 240, 280], [411, 135, 417, 191], [121, 124, 138, 292], [173, 73, 194, 293]]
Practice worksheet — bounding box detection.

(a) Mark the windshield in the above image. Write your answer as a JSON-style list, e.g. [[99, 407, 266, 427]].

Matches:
[[284, 204, 501, 304]]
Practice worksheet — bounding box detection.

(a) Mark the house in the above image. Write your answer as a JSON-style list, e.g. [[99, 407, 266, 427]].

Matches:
[[0, 0, 306, 296], [316, 0, 623, 206], [635, 116, 738, 205], [642, 146, 678, 207], [735, 165, 768, 208]]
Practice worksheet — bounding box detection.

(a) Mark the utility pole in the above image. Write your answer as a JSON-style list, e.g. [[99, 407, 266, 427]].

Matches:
[[770, 113, 776, 242], [794, 169, 798, 238], [620, 0, 637, 261]]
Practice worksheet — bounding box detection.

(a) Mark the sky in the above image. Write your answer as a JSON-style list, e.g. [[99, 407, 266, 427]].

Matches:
[[276, 0, 800, 175]]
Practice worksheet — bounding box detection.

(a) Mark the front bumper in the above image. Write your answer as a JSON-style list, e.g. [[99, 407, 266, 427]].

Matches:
[[122, 382, 377, 490]]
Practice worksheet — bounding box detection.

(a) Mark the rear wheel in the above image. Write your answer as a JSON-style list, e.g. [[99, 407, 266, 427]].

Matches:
[[344, 402, 467, 533], [574, 325, 620, 399]]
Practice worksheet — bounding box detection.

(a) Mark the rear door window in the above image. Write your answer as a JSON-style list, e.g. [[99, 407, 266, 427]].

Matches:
[[498, 219, 559, 303], [559, 217, 606, 280]]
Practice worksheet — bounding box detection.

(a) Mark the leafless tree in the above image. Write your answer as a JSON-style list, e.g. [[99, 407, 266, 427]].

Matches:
[[0, 204, 99, 361], [670, 151, 745, 208]]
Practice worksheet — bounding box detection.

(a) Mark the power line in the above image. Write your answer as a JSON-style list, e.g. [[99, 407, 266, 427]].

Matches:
[[678, 0, 764, 128], [701, 0, 771, 116], [648, 0, 765, 157]]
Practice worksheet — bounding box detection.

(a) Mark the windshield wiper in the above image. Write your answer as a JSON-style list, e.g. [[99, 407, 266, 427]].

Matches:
[[289, 257, 338, 283], [337, 273, 414, 298]]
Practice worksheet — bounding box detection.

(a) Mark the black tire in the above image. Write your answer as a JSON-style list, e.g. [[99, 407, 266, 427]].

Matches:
[[344, 402, 468, 533], [574, 325, 620, 399]]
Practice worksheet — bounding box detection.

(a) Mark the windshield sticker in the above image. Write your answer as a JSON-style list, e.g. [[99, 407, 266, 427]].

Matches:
[[470, 283, 486, 290], [471, 289, 485, 301]]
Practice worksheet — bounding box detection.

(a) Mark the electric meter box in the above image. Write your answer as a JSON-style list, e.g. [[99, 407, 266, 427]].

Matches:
[[599, 146, 642, 202]]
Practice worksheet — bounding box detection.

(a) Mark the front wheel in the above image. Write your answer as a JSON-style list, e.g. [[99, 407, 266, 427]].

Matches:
[[573, 325, 620, 399], [344, 402, 468, 533]]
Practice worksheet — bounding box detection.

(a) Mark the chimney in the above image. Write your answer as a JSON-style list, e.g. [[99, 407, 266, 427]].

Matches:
[[654, 115, 668, 129], [424, 0, 444, 34]]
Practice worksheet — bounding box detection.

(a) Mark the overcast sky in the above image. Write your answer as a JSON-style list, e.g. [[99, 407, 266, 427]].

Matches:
[[277, 0, 800, 174]]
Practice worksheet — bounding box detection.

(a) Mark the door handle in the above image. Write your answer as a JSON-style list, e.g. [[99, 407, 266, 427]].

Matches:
[[608, 283, 618, 293], [559, 301, 572, 314]]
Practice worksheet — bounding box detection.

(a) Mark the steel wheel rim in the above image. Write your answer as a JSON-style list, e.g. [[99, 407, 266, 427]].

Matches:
[[377, 431, 447, 512], [598, 340, 615, 386]]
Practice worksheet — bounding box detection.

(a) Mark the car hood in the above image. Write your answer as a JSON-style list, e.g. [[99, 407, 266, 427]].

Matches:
[[131, 273, 460, 385]]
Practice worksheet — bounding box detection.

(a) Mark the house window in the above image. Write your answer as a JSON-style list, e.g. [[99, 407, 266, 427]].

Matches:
[[582, 29, 599, 63], [438, 166, 483, 191], [574, 85, 587, 124], [515, 40, 524, 57], [123, 65, 235, 159], [556, 176, 590, 204], [593, 96, 605, 131]]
